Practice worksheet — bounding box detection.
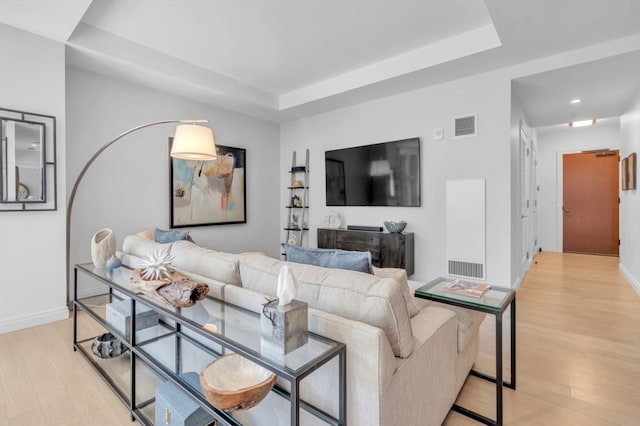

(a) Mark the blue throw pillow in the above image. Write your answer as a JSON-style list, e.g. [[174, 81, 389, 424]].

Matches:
[[282, 244, 373, 274], [154, 228, 195, 244]]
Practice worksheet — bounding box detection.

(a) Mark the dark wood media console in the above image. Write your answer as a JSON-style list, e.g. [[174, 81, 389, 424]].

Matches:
[[317, 228, 414, 275]]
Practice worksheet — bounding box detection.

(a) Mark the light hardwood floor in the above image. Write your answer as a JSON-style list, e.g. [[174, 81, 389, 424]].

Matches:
[[445, 252, 640, 426], [0, 252, 638, 426]]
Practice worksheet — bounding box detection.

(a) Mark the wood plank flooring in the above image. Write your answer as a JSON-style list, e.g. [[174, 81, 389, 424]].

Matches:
[[0, 251, 638, 425], [445, 252, 640, 426]]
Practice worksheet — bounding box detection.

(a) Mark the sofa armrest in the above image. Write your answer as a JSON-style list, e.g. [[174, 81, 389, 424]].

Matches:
[[299, 307, 398, 426], [380, 306, 458, 426]]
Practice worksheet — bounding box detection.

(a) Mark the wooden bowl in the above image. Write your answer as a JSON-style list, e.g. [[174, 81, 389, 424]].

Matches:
[[199, 354, 276, 411]]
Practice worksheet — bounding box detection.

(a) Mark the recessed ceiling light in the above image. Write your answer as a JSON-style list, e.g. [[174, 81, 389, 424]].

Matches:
[[570, 99, 581, 104], [569, 119, 596, 127]]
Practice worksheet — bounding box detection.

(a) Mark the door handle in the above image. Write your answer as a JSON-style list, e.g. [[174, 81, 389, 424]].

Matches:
[[562, 207, 573, 213]]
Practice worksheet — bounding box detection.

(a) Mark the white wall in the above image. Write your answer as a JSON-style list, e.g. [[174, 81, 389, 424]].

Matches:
[[281, 71, 513, 286], [535, 119, 621, 253], [619, 89, 640, 292], [0, 24, 68, 333], [66, 67, 280, 299]]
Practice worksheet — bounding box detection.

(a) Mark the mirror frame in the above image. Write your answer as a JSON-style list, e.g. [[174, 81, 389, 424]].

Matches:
[[0, 107, 56, 212]]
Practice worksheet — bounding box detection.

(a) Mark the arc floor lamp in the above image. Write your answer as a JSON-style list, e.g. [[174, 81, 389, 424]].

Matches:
[[66, 119, 218, 305]]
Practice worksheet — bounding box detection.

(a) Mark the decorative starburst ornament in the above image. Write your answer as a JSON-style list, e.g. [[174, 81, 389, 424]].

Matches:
[[140, 248, 175, 280]]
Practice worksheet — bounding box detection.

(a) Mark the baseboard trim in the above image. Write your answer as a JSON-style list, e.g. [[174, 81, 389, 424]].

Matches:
[[618, 262, 640, 296], [0, 307, 69, 335]]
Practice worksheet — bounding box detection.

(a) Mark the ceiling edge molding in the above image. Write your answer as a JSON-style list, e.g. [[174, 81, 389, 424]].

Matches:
[[67, 23, 279, 115], [278, 24, 502, 110], [507, 33, 640, 82]]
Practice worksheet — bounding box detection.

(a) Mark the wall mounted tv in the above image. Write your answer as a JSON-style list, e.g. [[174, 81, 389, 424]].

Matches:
[[325, 137, 421, 207]]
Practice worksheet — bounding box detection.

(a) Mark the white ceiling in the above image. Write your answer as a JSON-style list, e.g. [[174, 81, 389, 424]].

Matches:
[[1, 0, 639, 124]]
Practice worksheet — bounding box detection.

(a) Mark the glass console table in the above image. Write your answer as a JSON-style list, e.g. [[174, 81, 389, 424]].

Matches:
[[73, 263, 346, 426], [415, 277, 516, 426]]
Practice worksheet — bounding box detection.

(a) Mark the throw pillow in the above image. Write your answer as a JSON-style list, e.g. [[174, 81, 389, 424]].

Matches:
[[282, 244, 373, 274], [372, 266, 420, 318], [154, 228, 195, 244]]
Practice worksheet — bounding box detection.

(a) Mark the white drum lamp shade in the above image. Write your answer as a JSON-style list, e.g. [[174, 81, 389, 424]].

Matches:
[[171, 124, 217, 160]]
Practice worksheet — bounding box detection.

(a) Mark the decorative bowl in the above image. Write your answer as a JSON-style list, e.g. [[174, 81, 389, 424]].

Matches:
[[91, 332, 128, 359], [384, 220, 407, 233], [199, 354, 276, 411]]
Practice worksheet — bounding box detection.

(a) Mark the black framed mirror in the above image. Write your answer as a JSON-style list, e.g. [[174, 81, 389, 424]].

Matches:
[[0, 108, 56, 211]]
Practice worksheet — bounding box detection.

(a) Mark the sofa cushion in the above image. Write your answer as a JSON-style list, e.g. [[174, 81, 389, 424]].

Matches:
[[170, 241, 242, 286], [282, 244, 373, 274], [372, 266, 419, 318], [239, 254, 414, 358], [154, 227, 194, 243], [122, 234, 172, 260]]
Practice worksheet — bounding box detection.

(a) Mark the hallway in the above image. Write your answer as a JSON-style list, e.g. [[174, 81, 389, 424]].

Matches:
[[446, 252, 640, 425]]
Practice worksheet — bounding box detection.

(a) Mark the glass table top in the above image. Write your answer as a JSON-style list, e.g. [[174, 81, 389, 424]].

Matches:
[[76, 263, 343, 375], [414, 276, 515, 314]]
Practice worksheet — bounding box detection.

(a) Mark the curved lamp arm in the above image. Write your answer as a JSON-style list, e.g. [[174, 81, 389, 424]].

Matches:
[[65, 119, 212, 306]]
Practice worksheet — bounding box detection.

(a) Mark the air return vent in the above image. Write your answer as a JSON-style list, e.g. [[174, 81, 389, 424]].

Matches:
[[453, 114, 477, 138], [448, 260, 484, 280]]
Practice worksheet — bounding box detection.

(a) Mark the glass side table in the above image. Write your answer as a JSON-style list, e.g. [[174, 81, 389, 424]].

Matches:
[[415, 277, 516, 426]]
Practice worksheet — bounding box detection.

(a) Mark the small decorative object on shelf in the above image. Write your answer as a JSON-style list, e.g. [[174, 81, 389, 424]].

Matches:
[[384, 220, 407, 233], [443, 279, 491, 298], [106, 299, 159, 337], [292, 180, 304, 187], [90, 228, 116, 268], [199, 354, 276, 411], [323, 210, 341, 229], [106, 255, 122, 269], [156, 372, 215, 426], [287, 233, 298, 245], [261, 265, 308, 354], [91, 332, 129, 359], [140, 248, 175, 280], [203, 323, 218, 333], [129, 248, 209, 307]]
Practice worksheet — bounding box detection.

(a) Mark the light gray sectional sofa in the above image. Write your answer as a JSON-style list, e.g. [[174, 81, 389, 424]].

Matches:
[[119, 231, 485, 426]]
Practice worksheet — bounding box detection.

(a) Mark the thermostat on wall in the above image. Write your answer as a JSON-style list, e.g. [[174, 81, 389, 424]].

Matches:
[[433, 128, 444, 141]]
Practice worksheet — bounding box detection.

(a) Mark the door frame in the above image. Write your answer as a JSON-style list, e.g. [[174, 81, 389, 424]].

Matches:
[[555, 147, 619, 252], [519, 119, 536, 271]]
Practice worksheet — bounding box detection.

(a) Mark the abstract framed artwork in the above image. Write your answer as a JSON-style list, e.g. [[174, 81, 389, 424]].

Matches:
[[171, 141, 246, 227]]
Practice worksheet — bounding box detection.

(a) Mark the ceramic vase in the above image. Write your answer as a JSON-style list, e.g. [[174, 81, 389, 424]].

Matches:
[[91, 228, 116, 268]]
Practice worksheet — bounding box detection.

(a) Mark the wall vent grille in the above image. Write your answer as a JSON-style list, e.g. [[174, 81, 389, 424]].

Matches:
[[446, 179, 486, 281], [453, 115, 477, 138], [448, 260, 484, 279]]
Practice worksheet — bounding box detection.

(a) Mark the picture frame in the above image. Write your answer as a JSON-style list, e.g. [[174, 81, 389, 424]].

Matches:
[[170, 140, 246, 227], [628, 152, 636, 190], [621, 152, 636, 191]]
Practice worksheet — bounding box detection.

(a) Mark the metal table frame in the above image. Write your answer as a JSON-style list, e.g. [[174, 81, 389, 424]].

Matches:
[[73, 263, 347, 426], [415, 277, 516, 426]]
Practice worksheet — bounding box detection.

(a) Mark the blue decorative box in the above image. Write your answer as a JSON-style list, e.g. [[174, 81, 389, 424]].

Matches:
[[155, 372, 214, 426], [105, 299, 158, 337]]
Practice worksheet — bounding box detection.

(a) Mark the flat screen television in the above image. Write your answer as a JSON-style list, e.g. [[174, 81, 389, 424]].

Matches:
[[325, 137, 421, 206]]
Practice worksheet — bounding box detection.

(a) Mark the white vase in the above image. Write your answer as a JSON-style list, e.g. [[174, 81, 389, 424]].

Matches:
[[91, 228, 116, 268]]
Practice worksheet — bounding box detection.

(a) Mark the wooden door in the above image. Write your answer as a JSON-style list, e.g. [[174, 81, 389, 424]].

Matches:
[[563, 151, 619, 255]]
